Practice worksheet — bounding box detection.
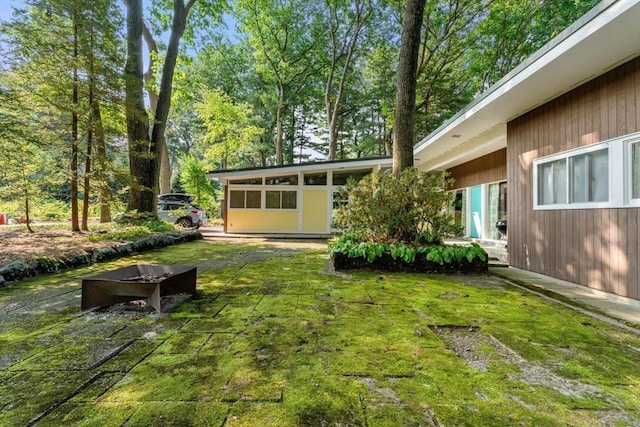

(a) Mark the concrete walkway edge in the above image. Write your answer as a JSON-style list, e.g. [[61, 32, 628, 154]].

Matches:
[[490, 266, 640, 331]]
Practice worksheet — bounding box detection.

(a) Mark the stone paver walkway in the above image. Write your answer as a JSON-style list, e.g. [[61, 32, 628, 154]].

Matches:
[[1, 239, 640, 426]]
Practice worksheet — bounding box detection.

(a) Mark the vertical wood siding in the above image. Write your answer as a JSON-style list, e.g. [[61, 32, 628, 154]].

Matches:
[[507, 56, 640, 299], [448, 148, 507, 189]]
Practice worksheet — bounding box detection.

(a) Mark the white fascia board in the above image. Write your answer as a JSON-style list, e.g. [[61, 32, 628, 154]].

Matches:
[[206, 158, 392, 184], [413, 0, 640, 171]]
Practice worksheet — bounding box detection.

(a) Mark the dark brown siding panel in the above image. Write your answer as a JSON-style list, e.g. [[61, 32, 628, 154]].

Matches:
[[630, 210, 640, 299], [448, 149, 506, 189], [508, 56, 640, 299]]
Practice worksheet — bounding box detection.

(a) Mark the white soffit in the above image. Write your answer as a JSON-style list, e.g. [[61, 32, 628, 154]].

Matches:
[[414, 0, 640, 171]]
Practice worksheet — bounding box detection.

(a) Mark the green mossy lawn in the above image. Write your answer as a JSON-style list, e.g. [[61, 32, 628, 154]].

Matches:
[[1, 240, 639, 426]]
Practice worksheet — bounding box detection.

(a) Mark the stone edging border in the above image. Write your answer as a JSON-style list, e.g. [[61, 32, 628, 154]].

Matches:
[[0, 230, 203, 287]]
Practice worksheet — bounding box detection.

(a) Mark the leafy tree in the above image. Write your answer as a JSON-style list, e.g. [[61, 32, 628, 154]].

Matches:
[[414, 0, 490, 139], [197, 89, 263, 169], [124, 0, 226, 213], [359, 40, 399, 156], [2, 0, 125, 230], [235, 0, 323, 165], [322, 0, 376, 160], [0, 86, 42, 232], [468, 0, 599, 91], [177, 153, 217, 216], [169, 41, 268, 168]]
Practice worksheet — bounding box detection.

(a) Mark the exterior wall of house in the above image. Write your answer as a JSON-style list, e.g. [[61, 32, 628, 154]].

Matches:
[[218, 164, 388, 234], [302, 189, 329, 232], [507, 56, 640, 299], [442, 149, 507, 240], [227, 210, 299, 233], [448, 149, 507, 189]]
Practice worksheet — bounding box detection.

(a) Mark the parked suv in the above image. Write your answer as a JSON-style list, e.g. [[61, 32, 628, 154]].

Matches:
[[157, 194, 208, 228]]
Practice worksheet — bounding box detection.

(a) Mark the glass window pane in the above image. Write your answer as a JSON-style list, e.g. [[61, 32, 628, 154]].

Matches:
[[553, 160, 567, 203], [266, 191, 280, 208], [333, 169, 372, 186], [282, 191, 297, 209], [538, 160, 566, 205], [246, 191, 262, 208], [230, 177, 262, 185], [570, 149, 608, 203], [570, 154, 588, 203], [590, 149, 608, 202], [486, 183, 500, 240], [229, 191, 245, 208], [538, 163, 551, 205], [304, 172, 327, 185], [633, 143, 640, 199], [265, 175, 298, 185], [498, 182, 507, 219]]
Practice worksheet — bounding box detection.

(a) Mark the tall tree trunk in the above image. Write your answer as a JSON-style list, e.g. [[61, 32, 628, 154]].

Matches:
[[125, 0, 152, 212], [82, 119, 92, 231], [275, 83, 285, 165], [92, 101, 110, 222], [393, 0, 426, 177], [150, 0, 194, 200], [160, 142, 171, 193], [82, 30, 95, 232], [71, 14, 80, 232], [21, 162, 34, 234], [142, 24, 172, 195]]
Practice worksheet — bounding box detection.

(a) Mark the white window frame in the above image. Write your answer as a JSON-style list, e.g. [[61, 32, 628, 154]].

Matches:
[[533, 131, 640, 210], [626, 135, 640, 206], [265, 189, 298, 210], [228, 187, 263, 210]]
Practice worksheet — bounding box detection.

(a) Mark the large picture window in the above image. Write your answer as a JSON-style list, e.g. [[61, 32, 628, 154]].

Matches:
[[535, 146, 609, 207]]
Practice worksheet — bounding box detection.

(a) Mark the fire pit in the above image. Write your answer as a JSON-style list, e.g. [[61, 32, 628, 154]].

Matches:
[[81, 264, 196, 312]]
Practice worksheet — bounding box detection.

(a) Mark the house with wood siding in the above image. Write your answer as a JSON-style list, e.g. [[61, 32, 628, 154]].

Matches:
[[414, 0, 640, 300], [208, 0, 640, 301]]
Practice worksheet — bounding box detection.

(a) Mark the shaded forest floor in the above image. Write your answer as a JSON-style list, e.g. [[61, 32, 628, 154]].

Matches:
[[0, 226, 129, 268]]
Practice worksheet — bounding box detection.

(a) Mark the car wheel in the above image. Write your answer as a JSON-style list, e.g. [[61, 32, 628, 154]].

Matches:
[[176, 217, 193, 228]]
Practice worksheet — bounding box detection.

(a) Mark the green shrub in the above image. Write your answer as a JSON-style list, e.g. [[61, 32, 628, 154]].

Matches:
[[332, 168, 463, 244], [328, 234, 487, 264], [145, 218, 176, 232], [86, 219, 175, 242], [113, 211, 158, 225]]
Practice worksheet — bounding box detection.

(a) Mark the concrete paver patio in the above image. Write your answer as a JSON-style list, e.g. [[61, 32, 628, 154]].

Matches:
[[1, 238, 640, 426]]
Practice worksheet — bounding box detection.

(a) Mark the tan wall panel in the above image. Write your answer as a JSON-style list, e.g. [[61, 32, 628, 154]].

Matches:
[[507, 56, 640, 299], [302, 189, 329, 232], [448, 149, 507, 189], [227, 210, 298, 233]]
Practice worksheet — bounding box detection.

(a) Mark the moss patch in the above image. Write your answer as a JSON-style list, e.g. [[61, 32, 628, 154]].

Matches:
[[1, 240, 639, 425]]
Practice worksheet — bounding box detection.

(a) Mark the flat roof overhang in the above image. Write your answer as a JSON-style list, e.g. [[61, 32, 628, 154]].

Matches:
[[413, 0, 640, 172], [206, 157, 392, 185]]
